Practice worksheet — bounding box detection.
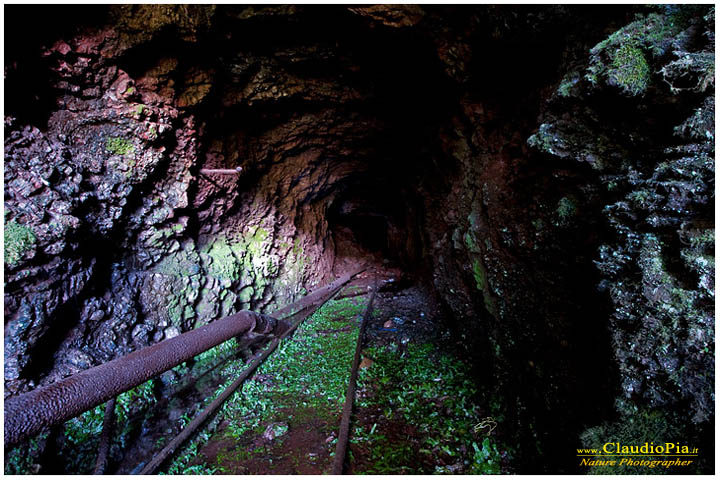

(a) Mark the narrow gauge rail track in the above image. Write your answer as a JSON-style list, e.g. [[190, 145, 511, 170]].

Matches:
[[4, 268, 365, 474], [138, 271, 366, 474]]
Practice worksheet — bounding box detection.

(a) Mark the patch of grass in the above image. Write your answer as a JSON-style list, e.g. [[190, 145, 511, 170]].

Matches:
[[555, 196, 578, 226], [355, 343, 509, 474], [4, 219, 36, 268], [161, 297, 365, 474]]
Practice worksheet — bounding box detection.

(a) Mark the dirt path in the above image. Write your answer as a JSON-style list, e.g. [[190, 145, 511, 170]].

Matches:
[[157, 269, 512, 474]]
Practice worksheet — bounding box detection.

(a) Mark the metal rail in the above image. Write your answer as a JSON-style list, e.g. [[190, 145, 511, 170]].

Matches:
[[4, 268, 366, 480], [4, 267, 365, 463], [331, 276, 377, 474], [92, 398, 116, 475], [138, 272, 354, 474]]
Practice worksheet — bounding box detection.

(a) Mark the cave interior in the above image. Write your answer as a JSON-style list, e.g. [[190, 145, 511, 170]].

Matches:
[[3, 4, 715, 475]]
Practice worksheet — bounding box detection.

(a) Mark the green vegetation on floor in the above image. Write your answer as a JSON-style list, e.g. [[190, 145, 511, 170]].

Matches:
[[354, 343, 509, 474], [60, 379, 158, 473], [162, 296, 365, 474], [580, 408, 691, 475]]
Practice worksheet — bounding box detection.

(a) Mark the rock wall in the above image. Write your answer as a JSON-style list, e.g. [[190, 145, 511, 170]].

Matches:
[[528, 6, 715, 466], [4, 5, 345, 396], [413, 4, 714, 471]]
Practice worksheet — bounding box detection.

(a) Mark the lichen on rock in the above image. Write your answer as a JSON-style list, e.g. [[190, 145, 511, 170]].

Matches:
[[529, 2, 715, 441]]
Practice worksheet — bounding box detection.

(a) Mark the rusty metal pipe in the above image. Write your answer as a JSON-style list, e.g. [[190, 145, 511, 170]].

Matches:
[[139, 271, 350, 475], [4, 311, 277, 447], [273, 267, 365, 319]]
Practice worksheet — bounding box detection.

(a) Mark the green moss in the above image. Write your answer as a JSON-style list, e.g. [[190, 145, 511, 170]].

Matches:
[[105, 136, 136, 156], [685, 228, 714, 249], [555, 196, 578, 222], [357, 343, 508, 474], [585, 12, 680, 95], [167, 297, 185, 326], [558, 72, 580, 97], [246, 227, 269, 257], [470, 257, 497, 316], [204, 238, 240, 281], [147, 125, 158, 140], [254, 227, 269, 242], [527, 123, 558, 155], [464, 231, 483, 254], [292, 238, 303, 256], [610, 45, 650, 95], [154, 252, 201, 277], [472, 258, 487, 291], [4, 219, 36, 268], [238, 286, 254, 303]]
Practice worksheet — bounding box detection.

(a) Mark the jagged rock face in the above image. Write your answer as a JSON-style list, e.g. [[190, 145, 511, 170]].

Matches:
[[4, 5, 714, 472], [529, 5, 714, 449], [4, 4, 452, 395]]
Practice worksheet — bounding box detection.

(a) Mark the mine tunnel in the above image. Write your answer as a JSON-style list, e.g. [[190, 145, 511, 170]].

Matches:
[[3, 5, 715, 475]]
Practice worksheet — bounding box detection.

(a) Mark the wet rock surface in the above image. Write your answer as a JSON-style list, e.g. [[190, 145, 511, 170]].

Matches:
[[4, 5, 714, 474], [528, 6, 715, 465]]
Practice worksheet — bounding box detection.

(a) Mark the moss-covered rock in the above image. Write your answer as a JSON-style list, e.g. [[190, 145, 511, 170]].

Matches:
[[4, 219, 36, 268], [585, 12, 680, 96], [529, 3, 715, 457]]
